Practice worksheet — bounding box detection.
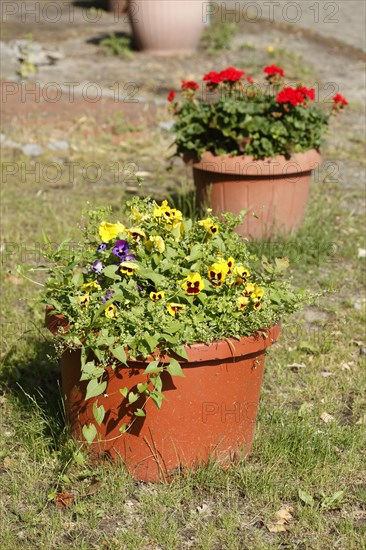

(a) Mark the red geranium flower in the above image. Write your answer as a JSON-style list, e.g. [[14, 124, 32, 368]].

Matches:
[[219, 67, 245, 82], [332, 93, 348, 106], [247, 76, 254, 84], [167, 91, 176, 102], [297, 86, 315, 101], [276, 87, 306, 106], [181, 80, 200, 91], [264, 64, 285, 77], [202, 71, 222, 85]]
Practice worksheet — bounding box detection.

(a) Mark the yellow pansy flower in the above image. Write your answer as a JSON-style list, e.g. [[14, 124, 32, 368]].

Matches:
[[99, 221, 125, 242], [208, 261, 229, 287], [119, 261, 139, 276], [167, 303, 186, 316], [127, 227, 146, 242], [81, 281, 100, 292], [146, 235, 165, 253], [233, 266, 250, 285], [76, 293, 90, 307], [153, 200, 183, 227], [237, 296, 250, 311], [182, 273, 205, 295], [244, 283, 256, 296], [226, 257, 235, 274], [105, 304, 118, 319], [150, 291, 165, 302], [198, 218, 219, 235]]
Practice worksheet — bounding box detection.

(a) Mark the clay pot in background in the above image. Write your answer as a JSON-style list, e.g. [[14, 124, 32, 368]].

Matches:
[[128, 0, 206, 55], [192, 149, 322, 239]]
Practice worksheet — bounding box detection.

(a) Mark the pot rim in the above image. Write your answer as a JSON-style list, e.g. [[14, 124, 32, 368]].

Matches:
[[190, 149, 322, 177], [46, 308, 280, 364]]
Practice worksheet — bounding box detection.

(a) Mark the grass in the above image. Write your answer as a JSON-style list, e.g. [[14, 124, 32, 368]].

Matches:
[[1, 49, 365, 550]]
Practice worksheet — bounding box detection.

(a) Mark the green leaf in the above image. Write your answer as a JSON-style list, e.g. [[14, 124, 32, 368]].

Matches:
[[144, 360, 163, 374], [143, 335, 159, 353], [92, 402, 105, 426], [72, 270, 84, 287], [128, 391, 139, 404], [151, 374, 163, 392], [137, 382, 149, 394], [137, 267, 166, 287], [82, 423, 97, 444], [110, 345, 128, 365], [80, 361, 105, 381], [134, 408, 146, 417], [85, 379, 107, 401], [172, 345, 189, 360], [119, 387, 128, 398], [150, 390, 164, 409], [298, 488, 315, 507], [103, 265, 121, 280], [166, 357, 186, 378], [73, 451, 85, 466], [119, 423, 128, 433]]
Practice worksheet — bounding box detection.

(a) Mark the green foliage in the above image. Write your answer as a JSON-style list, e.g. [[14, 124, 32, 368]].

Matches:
[[99, 33, 133, 59], [201, 20, 237, 53], [170, 66, 345, 160], [41, 197, 308, 442]]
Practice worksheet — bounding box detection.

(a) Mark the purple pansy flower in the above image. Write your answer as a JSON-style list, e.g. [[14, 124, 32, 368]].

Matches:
[[112, 239, 131, 260], [92, 260, 105, 274], [102, 289, 115, 304], [97, 242, 108, 252]]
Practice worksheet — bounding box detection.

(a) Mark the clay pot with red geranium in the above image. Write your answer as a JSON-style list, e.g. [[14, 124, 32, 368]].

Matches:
[[43, 197, 306, 482], [168, 65, 348, 239]]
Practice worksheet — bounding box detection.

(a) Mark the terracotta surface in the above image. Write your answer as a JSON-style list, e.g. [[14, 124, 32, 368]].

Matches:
[[108, 0, 128, 14], [128, 0, 206, 55], [192, 150, 322, 239], [48, 311, 280, 482]]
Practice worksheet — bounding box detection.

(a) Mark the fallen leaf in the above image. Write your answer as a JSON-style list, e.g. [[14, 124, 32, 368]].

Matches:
[[4, 274, 23, 285], [320, 371, 333, 377], [267, 522, 288, 533], [275, 507, 294, 522], [320, 412, 336, 423], [356, 413, 366, 425], [55, 491, 75, 510], [82, 481, 102, 497], [3, 456, 12, 468], [266, 506, 293, 532]]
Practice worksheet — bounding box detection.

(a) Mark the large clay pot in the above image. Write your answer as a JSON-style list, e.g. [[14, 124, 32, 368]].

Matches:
[[192, 149, 322, 239], [108, 0, 128, 14], [48, 311, 280, 482], [128, 0, 206, 55]]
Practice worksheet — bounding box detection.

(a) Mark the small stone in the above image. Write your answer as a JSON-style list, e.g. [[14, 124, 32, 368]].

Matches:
[[360, 348, 366, 356], [358, 248, 366, 258], [48, 140, 69, 152], [21, 144, 43, 156], [159, 120, 175, 131]]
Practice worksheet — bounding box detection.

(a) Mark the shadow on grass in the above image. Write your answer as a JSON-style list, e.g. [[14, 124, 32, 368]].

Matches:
[[0, 332, 65, 442]]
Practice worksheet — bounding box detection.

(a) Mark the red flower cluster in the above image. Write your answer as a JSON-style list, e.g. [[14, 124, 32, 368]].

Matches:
[[181, 80, 200, 91], [264, 64, 285, 77], [276, 86, 315, 106], [167, 91, 176, 102], [332, 93, 348, 106], [203, 67, 245, 85]]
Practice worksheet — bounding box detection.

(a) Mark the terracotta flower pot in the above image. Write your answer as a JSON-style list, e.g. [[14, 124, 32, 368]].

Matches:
[[192, 149, 322, 239], [108, 0, 128, 14], [46, 312, 280, 481], [128, 0, 206, 55]]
